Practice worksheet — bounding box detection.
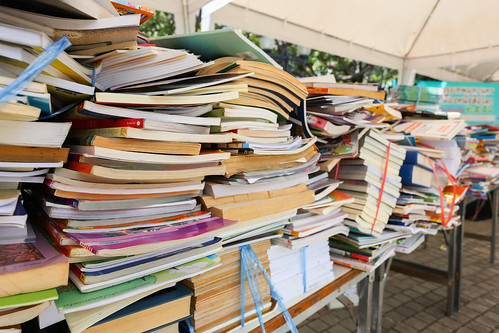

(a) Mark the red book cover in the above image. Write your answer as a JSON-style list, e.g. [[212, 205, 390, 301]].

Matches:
[[70, 118, 144, 130]]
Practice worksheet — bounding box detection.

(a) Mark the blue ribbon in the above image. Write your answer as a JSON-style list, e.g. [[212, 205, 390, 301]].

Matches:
[[302, 245, 308, 293], [0, 35, 71, 108], [240, 244, 298, 333]]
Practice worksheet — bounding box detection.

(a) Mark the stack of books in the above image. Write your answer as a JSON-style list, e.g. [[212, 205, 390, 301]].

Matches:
[[329, 229, 409, 271], [336, 129, 406, 236], [181, 239, 271, 332], [268, 241, 335, 301]]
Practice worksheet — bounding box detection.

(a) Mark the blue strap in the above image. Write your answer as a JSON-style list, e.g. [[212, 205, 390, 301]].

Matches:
[[0, 35, 71, 108], [240, 244, 298, 333], [302, 245, 308, 293], [415, 86, 422, 107]]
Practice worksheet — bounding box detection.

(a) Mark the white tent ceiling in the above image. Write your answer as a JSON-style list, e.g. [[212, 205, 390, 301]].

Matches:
[[139, 0, 499, 83]]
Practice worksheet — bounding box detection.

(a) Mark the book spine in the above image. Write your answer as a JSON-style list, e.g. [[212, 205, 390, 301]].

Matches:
[[69, 264, 88, 283], [70, 118, 145, 130], [306, 114, 329, 130], [66, 161, 93, 175]]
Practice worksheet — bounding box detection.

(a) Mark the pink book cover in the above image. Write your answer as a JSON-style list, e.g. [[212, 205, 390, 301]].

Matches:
[[66, 217, 237, 254]]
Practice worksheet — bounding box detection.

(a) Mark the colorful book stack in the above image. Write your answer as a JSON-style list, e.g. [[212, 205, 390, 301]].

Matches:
[[329, 229, 409, 271], [383, 120, 469, 236], [0, 21, 77, 328], [458, 124, 499, 198], [336, 129, 407, 236], [181, 240, 271, 332]]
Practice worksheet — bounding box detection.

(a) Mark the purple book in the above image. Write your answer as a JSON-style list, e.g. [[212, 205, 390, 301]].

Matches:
[[66, 217, 237, 254], [0, 227, 67, 274]]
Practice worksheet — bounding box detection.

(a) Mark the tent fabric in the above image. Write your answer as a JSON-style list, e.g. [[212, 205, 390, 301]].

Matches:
[[139, 0, 499, 82]]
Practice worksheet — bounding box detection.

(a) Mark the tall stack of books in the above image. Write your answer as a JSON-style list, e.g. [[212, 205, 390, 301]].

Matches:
[[336, 129, 406, 236], [0, 16, 78, 328], [383, 119, 469, 236]]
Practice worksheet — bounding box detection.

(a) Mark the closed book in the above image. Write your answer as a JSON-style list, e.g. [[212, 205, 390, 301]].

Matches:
[[403, 150, 433, 170], [82, 284, 191, 333], [0, 228, 68, 298], [399, 164, 434, 187], [69, 136, 201, 155], [0, 120, 71, 148]]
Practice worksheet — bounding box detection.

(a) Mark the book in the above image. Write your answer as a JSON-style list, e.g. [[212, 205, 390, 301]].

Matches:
[[273, 224, 350, 250], [0, 288, 58, 310], [204, 173, 308, 198], [0, 6, 139, 49], [82, 284, 191, 333], [391, 119, 467, 141], [307, 86, 386, 100], [399, 164, 434, 188], [62, 101, 219, 127], [66, 145, 230, 165], [306, 114, 351, 137], [153, 29, 279, 67], [67, 127, 233, 144], [330, 246, 396, 272], [68, 117, 211, 135], [0, 302, 50, 327], [65, 161, 226, 182], [0, 102, 41, 121], [0, 228, 68, 297], [200, 183, 307, 208], [0, 120, 71, 148], [65, 217, 237, 257], [69, 136, 201, 155], [209, 190, 315, 221], [0, 145, 69, 163]]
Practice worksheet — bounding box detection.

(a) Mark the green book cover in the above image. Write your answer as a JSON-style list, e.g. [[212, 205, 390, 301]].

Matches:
[[153, 29, 279, 67], [0, 288, 58, 309]]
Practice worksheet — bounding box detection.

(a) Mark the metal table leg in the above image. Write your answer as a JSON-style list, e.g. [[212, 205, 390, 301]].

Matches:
[[445, 227, 457, 316], [454, 222, 463, 312], [491, 188, 498, 264], [357, 272, 374, 332], [371, 257, 393, 332]]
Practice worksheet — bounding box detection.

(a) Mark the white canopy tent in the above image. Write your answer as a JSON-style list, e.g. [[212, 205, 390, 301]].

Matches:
[[139, 0, 499, 83]]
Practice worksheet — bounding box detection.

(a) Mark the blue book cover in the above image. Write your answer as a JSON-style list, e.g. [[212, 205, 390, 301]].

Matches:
[[87, 284, 192, 328]]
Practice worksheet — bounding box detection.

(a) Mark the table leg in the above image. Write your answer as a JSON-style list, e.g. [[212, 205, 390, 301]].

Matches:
[[455, 222, 463, 312], [491, 188, 498, 264], [446, 227, 457, 316], [371, 257, 392, 332], [357, 272, 374, 332]]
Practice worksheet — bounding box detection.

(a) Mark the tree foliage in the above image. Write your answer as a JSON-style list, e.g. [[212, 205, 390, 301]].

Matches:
[[139, 10, 175, 38]]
